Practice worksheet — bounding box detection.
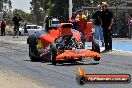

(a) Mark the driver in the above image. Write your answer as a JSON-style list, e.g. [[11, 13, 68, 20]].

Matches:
[[58, 23, 73, 37]]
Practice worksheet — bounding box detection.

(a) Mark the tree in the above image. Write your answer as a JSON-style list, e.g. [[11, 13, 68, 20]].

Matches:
[[51, 0, 68, 18], [13, 9, 31, 23], [0, 0, 12, 21], [30, 0, 55, 25], [5, 10, 12, 24], [30, 0, 41, 24], [0, 0, 12, 11], [29, 0, 124, 25]]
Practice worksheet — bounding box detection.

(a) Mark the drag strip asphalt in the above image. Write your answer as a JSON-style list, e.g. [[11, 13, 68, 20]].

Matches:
[[0, 36, 132, 88]]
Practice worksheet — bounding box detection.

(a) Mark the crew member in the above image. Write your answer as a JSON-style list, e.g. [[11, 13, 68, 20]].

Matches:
[[92, 5, 104, 46], [101, 2, 114, 52]]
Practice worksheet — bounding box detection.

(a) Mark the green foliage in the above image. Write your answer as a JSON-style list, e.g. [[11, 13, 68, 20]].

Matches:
[[0, 0, 12, 11], [30, 0, 55, 25], [5, 9, 31, 25], [13, 9, 31, 23], [29, 0, 125, 24], [51, 0, 68, 17]]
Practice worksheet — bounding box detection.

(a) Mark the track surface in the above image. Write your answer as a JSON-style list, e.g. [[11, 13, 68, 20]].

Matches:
[[0, 36, 132, 88]]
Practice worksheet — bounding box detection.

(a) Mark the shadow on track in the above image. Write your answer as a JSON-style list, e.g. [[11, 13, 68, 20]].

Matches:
[[23, 59, 44, 62], [23, 59, 100, 66], [47, 62, 100, 66]]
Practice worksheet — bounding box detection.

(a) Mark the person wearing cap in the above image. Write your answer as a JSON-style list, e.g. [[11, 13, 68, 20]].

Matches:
[[92, 4, 104, 46], [12, 13, 22, 38], [100, 2, 114, 52]]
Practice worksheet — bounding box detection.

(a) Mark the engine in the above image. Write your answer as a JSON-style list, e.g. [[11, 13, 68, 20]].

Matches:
[[55, 35, 78, 50]]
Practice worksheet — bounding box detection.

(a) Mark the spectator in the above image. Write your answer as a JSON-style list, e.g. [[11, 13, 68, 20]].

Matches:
[[0, 20, 6, 36], [12, 13, 22, 38], [24, 23, 28, 36], [92, 4, 104, 46], [101, 2, 114, 52]]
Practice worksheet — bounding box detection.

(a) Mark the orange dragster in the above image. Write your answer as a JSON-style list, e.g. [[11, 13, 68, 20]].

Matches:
[[27, 23, 100, 65]]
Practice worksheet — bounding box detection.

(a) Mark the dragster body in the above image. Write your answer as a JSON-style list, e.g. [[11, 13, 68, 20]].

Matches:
[[27, 23, 100, 65]]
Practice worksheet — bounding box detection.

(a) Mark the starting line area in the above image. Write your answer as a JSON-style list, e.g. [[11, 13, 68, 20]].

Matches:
[[85, 39, 132, 53]]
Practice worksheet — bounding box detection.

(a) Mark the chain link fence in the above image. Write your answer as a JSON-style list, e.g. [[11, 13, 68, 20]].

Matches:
[[112, 8, 132, 38], [82, 6, 132, 38]]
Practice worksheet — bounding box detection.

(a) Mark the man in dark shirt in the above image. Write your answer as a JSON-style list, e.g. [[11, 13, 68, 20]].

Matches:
[[12, 13, 22, 38], [101, 2, 114, 52], [92, 4, 104, 46]]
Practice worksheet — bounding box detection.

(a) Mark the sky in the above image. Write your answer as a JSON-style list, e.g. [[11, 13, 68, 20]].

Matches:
[[11, 0, 31, 13]]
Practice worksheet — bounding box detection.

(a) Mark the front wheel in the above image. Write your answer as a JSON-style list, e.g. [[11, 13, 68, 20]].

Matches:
[[92, 39, 100, 54], [92, 39, 100, 61], [50, 43, 57, 65], [80, 32, 85, 48], [94, 57, 100, 61]]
